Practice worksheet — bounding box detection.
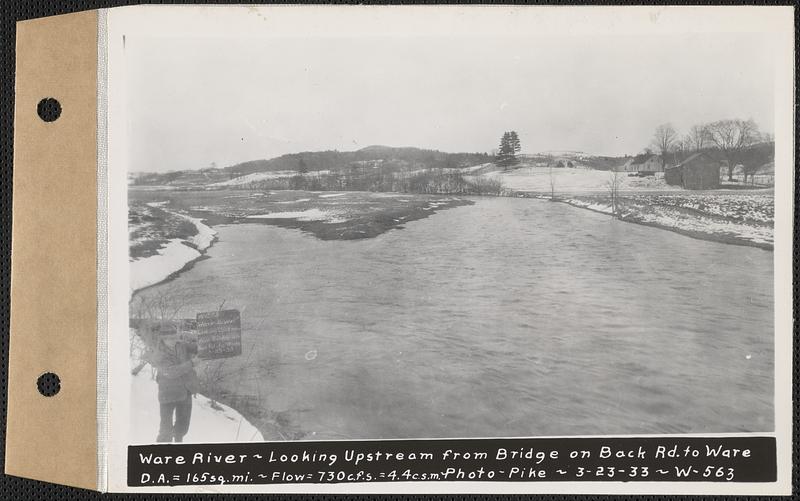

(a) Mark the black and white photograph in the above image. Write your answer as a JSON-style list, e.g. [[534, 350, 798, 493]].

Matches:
[[111, 6, 792, 491]]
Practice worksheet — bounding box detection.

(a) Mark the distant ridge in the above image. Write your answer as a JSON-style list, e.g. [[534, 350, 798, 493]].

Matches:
[[131, 145, 492, 186]]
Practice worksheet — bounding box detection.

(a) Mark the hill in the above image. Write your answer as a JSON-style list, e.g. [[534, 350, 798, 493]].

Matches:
[[131, 146, 492, 186]]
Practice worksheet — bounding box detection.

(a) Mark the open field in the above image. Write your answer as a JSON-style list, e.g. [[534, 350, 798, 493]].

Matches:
[[476, 165, 774, 194], [475, 166, 678, 192]]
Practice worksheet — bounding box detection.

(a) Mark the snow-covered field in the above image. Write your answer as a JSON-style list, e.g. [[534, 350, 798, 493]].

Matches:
[[480, 166, 680, 193], [210, 170, 330, 187], [626, 193, 774, 225], [631, 205, 774, 247], [545, 191, 774, 249]]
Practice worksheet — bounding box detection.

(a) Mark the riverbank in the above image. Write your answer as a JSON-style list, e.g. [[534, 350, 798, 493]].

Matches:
[[127, 192, 481, 441], [520, 192, 774, 250], [128, 330, 264, 444], [131, 185, 775, 252], [129, 205, 265, 444], [129, 202, 218, 297]]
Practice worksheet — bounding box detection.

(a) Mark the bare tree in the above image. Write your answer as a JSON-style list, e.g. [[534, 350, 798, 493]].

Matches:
[[130, 288, 192, 374], [606, 168, 623, 217], [704, 119, 761, 181], [688, 124, 709, 152], [674, 135, 693, 163], [651, 123, 678, 170]]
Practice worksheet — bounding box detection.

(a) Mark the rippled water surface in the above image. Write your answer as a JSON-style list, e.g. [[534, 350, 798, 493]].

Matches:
[[137, 197, 774, 439]]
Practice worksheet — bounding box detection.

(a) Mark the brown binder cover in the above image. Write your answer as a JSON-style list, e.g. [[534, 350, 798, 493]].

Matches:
[[6, 10, 98, 490]]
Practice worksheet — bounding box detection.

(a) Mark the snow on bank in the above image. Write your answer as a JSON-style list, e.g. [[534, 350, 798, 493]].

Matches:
[[631, 206, 774, 247], [563, 198, 614, 215], [185, 215, 216, 251], [541, 195, 773, 248], [130, 240, 202, 296], [129, 210, 218, 298], [130, 362, 263, 444], [129, 209, 264, 444]]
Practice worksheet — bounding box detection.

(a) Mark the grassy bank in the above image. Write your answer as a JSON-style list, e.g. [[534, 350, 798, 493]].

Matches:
[[129, 201, 199, 259], [521, 191, 774, 250]]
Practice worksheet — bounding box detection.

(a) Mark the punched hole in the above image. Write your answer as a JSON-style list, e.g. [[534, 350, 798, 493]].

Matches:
[[37, 98, 62, 122], [37, 372, 61, 397]]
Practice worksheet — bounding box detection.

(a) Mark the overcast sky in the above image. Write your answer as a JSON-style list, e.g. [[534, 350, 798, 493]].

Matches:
[[125, 32, 774, 172]]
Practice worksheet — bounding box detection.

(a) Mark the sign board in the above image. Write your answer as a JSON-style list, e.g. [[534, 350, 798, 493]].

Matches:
[[196, 309, 242, 360]]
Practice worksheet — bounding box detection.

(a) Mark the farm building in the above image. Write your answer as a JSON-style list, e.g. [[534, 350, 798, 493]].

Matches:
[[664, 152, 721, 190], [731, 161, 774, 186], [621, 153, 665, 173]]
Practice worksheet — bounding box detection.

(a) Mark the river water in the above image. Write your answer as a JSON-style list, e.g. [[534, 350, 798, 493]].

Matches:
[[136, 197, 773, 439]]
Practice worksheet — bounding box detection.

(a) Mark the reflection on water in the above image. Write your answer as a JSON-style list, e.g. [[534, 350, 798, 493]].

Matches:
[[136, 197, 774, 439]]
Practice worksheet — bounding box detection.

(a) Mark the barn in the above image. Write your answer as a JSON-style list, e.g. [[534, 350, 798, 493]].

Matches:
[[622, 153, 664, 174], [664, 152, 721, 190]]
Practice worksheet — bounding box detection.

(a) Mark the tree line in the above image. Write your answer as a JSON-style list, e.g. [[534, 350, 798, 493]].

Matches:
[[649, 119, 772, 182]]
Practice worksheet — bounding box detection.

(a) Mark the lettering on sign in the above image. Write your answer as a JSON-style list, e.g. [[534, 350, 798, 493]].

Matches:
[[196, 309, 242, 360]]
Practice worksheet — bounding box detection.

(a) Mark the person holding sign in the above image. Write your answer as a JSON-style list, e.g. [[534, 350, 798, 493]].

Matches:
[[149, 328, 200, 443]]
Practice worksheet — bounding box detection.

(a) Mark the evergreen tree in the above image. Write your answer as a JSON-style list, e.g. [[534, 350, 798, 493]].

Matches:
[[509, 131, 521, 155], [497, 131, 521, 168]]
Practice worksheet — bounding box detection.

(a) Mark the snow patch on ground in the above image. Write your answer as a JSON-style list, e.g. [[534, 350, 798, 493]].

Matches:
[[245, 209, 347, 223], [318, 193, 346, 198], [459, 163, 494, 173], [185, 216, 216, 251], [129, 239, 200, 297], [210, 170, 332, 187], [546, 193, 774, 247], [275, 198, 311, 204], [209, 171, 297, 187], [563, 199, 614, 215], [632, 207, 774, 246], [130, 362, 264, 444], [129, 211, 218, 298]]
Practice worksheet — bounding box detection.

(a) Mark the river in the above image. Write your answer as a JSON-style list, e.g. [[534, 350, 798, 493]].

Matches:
[[134, 197, 774, 439]]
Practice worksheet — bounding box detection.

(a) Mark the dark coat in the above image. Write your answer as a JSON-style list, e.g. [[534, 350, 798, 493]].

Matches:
[[152, 338, 200, 404]]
